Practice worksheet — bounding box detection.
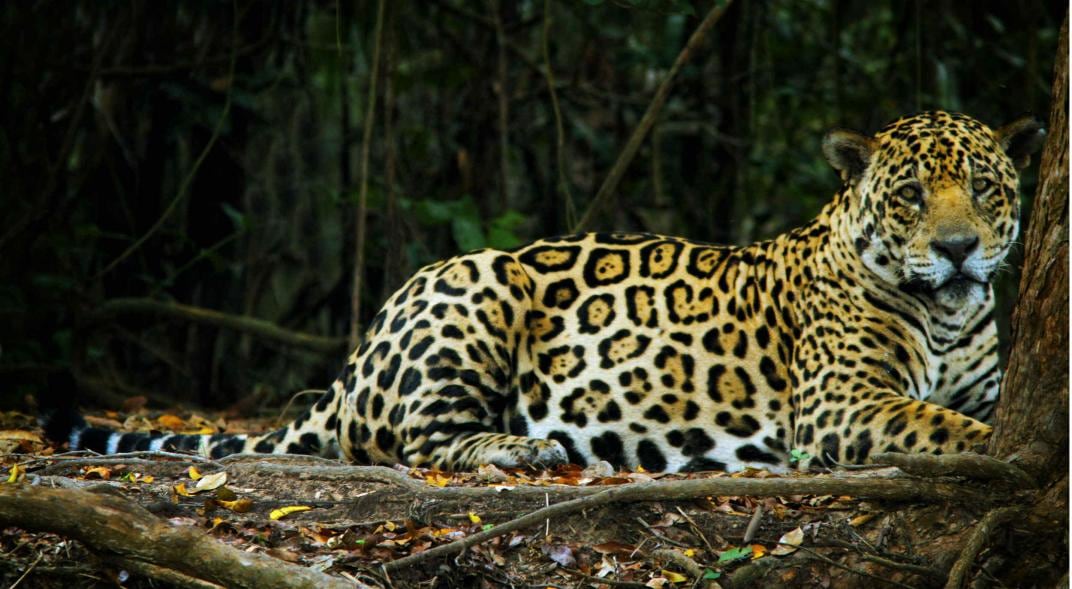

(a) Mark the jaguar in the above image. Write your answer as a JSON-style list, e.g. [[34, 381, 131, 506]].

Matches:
[[44, 111, 1045, 472]]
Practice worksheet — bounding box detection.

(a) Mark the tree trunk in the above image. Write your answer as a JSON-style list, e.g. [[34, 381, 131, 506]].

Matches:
[[987, 14, 1069, 489]]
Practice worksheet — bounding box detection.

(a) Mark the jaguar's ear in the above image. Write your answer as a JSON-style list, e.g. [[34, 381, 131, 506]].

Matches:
[[822, 129, 875, 182], [995, 116, 1046, 169]]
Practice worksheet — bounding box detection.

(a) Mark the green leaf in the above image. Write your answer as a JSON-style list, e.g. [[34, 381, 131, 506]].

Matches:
[[702, 569, 721, 580], [482, 523, 494, 532], [487, 210, 526, 249], [221, 203, 247, 231], [716, 546, 752, 564]]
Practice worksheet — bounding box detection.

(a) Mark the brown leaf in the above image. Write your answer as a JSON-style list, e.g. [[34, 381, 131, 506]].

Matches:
[[81, 466, 112, 480], [592, 541, 639, 557], [121, 396, 148, 413], [266, 548, 302, 563]]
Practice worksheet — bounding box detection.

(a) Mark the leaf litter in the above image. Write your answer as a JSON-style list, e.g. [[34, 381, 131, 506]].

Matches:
[[2, 408, 874, 588]]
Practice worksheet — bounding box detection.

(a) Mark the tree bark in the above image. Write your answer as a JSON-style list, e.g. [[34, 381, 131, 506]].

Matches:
[[988, 14, 1068, 491]]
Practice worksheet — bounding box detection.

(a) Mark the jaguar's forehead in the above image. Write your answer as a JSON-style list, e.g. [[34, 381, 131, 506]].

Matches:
[[872, 111, 1007, 181]]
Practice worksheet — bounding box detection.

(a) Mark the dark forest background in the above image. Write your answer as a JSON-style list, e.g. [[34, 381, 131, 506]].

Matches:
[[0, 1, 1063, 414]]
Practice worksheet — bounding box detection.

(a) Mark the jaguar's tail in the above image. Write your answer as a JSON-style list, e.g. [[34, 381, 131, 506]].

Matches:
[[39, 374, 348, 460]]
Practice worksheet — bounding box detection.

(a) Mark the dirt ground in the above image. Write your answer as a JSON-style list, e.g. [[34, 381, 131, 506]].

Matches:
[[0, 410, 1062, 588]]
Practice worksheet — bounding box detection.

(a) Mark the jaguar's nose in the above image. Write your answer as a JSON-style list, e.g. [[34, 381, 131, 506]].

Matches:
[[930, 236, 979, 268]]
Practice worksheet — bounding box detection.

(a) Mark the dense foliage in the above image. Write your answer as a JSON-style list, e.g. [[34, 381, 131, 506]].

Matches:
[[0, 1, 1062, 409]]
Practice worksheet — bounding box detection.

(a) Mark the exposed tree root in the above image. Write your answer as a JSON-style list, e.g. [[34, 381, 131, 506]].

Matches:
[[871, 452, 1037, 488], [381, 469, 995, 573], [0, 483, 363, 589], [944, 506, 1022, 589]]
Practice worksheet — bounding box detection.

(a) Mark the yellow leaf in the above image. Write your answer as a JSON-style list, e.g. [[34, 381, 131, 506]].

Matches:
[[635, 465, 647, 473], [849, 513, 875, 527], [751, 544, 768, 560], [197, 427, 215, 435], [174, 483, 194, 497], [384, 520, 397, 532], [188, 466, 202, 481], [683, 548, 696, 558], [82, 466, 112, 480], [270, 505, 312, 520], [140, 475, 155, 484], [157, 414, 185, 430], [661, 569, 687, 583], [425, 473, 451, 487], [218, 498, 253, 513], [5, 463, 21, 483], [468, 512, 482, 524]]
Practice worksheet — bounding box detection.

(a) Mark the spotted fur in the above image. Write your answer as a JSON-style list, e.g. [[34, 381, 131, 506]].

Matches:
[[45, 112, 1045, 472]]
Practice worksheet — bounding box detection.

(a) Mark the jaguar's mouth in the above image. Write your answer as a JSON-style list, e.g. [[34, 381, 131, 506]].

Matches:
[[899, 272, 988, 296]]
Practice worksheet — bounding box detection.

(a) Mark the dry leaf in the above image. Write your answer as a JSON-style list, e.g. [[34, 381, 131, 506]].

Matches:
[[541, 543, 576, 567], [751, 544, 767, 559], [849, 513, 876, 527], [661, 569, 688, 583], [593, 541, 638, 557], [771, 527, 804, 556], [193, 471, 228, 492], [217, 498, 253, 513], [121, 396, 148, 413], [82, 466, 112, 480], [270, 505, 312, 520], [425, 472, 451, 487], [157, 414, 186, 430], [266, 548, 301, 563]]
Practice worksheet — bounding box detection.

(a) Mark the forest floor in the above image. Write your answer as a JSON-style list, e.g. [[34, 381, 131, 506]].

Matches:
[[0, 409, 1058, 589]]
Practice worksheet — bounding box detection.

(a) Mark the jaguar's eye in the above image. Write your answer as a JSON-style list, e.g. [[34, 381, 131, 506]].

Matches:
[[897, 184, 922, 202], [972, 178, 993, 194]]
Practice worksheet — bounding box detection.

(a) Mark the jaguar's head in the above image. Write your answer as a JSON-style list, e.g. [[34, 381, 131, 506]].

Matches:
[[824, 111, 1045, 307]]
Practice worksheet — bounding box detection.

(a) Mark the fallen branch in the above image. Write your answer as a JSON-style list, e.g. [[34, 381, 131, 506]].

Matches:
[[572, 0, 733, 232], [870, 452, 1036, 488], [652, 548, 705, 579], [944, 506, 1022, 589], [0, 484, 360, 589], [382, 473, 992, 573], [92, 298, 347, 353]]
